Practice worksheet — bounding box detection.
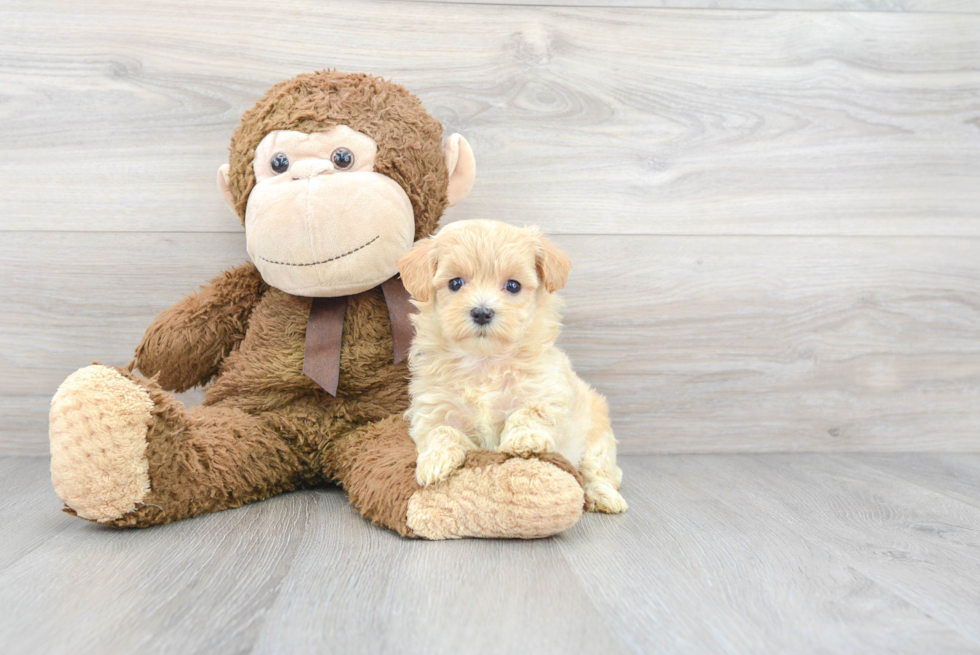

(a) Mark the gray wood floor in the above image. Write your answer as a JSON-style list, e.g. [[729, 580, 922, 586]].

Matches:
[[2, 454, 980, 655]]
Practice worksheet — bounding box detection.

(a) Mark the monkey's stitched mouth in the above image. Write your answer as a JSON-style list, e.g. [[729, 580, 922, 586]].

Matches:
[[257, 235, 380, 267]]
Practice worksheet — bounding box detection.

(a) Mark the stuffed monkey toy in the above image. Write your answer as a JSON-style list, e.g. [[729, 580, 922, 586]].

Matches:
[[48, 71, 585, 539]]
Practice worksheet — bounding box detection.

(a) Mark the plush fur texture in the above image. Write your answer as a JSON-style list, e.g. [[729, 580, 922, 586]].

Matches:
[[406, 451, 585, 539], [48, 71, 586, 538], [400, 220, 627, 513], [133, 262, 267, 393], [226, 70, 448, 241]]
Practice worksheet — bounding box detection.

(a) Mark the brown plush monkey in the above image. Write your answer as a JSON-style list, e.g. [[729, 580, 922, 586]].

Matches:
[[48, 71, 585, 539]]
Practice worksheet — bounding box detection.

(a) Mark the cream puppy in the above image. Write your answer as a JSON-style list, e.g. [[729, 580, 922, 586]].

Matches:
[[398, 220, 626, 513]]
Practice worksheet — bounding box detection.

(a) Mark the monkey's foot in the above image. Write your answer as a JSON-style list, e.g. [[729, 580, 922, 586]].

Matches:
[[49, 365, 154, 523], [406, 452, 584, 539]]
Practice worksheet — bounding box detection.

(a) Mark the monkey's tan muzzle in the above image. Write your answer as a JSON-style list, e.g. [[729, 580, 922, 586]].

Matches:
[[245, 171, 414, 297]]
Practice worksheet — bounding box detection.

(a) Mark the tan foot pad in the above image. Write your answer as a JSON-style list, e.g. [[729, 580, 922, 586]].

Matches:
[[49, 365, 154, 523], [406, 452, 585, 540]]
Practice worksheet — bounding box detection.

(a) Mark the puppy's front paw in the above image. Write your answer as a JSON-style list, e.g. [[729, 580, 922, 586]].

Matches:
[[415, 445, 467, 487], [585, 482, 628, 514], [499, 429, 555, 458]]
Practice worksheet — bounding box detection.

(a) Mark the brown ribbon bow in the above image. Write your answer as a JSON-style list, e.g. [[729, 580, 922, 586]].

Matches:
[[302, 275, 417, 396]]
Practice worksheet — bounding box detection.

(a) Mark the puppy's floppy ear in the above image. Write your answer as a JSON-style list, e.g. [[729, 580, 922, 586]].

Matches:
[[536, 235, 572, 293], [399, 238, 437, 302]]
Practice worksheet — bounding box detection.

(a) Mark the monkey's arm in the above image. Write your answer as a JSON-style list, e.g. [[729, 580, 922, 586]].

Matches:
[[134, 262, 267, 392]]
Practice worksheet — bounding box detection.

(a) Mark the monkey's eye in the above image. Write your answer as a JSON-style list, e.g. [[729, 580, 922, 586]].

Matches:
[[505, 280, 522, 294], [332, 148, 354, 170], [271, 153, 290, 174], [448, 278, 465, 292]]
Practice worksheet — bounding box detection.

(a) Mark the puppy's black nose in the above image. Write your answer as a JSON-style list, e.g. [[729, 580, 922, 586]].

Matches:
[[470, 306, 494, 326]]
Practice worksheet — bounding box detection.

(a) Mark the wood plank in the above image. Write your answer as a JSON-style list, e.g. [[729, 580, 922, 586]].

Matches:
[[411, 0, 980, 12], [6, 455, 980, 654], [0, 457, 628, 654], [0, 231, 249, 454], [0, 481, 314, 655], [0, 457, 74, 575], [682, 453, 980, 643], [556, 455, 980, 654], [1, 1, 978, 235], [851, 454, 980, 509], [254, 494, 630, 654], [3, 231, 978, 454], [559, 235, 980, 454]]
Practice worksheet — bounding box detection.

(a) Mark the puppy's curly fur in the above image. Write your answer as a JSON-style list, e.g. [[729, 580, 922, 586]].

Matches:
[[398, 220, 627, 513]]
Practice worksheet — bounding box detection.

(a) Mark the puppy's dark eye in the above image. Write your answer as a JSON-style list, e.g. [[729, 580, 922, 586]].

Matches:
[[271, 153, 289, 174], [332, 148, 354, 170], [505, 280, 521, 294], [448, 278, 464, 292]]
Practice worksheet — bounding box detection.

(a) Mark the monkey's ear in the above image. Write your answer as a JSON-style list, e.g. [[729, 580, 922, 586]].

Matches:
[[217, 164, 237, 216], [398, 238, 437, 302], [443, 134, 476, 207], [536, 235, 572, 293]]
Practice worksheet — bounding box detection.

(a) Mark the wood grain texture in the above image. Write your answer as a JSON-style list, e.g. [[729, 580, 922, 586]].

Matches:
[[410, 0, 980, 11], [0, 479, 313, 654], [2, 232, 978, 455], [0, 1, 978, 235], [853, 453, 980, 508], [253, 494, 631, 654], [1, 0, 978, 453], [689, 454, 980, 643], [0, 458, 73, 576], [4, 454, 980, 654], [556, 454, 980, 654]]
